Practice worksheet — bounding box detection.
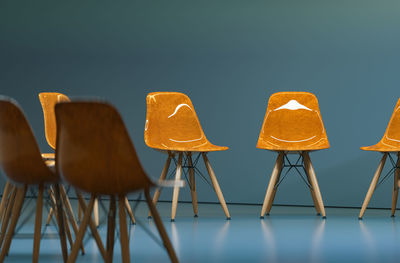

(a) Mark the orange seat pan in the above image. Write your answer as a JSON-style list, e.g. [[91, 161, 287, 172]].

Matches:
[[257, 92, 330, 151], [145, 92, 228, 152], [361, 98, 400, 152]]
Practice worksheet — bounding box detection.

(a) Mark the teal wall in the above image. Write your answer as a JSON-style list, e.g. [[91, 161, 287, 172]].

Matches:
[[1, 0, 400, 208]]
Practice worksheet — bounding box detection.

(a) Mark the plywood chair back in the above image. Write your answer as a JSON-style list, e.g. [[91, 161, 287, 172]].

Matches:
[[0, 98, 56, 185], [55, 101, 152, 195], [38, 92, 70, 149], [145, 92, 213, 151], [257, 92, 330, 151]]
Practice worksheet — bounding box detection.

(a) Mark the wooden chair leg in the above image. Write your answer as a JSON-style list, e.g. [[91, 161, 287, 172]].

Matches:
[[106, 196, 116, 263], [260, 152, 284, 218], [305, 163, 322, 215], [359, 153, 388, 219], [33, 184, 44, 263], [60, 185, 85, 255], [145, 189, 179, 263], [0, 186, 26, 262], [76, 193, 107, 261], [171, 153, 183, 221], [53, 184, 68, 262], [67, 195, 96, 263], [124, 197, 136, 224], [94, 197, 99, 227], [119, 195, 130, 263], [303, 152, 326, 218], [187, 152, 198, 217], [149, 154, 172, 218], [0, 186, 17, 248], [391, 153, 400, 216], [202, 153, 231, 219], [266, 169, 282, 215], [0, 181, 12, 222]]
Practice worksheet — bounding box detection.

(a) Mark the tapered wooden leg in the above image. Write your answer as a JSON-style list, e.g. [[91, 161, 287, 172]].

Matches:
[[391, 153, 400, 216], [76, 193, 107, 261], [33, 184, 44, 263], [149, 154, 172, 218], [94, 198, 99, 227], [171, 153, 183, 221], [303, 152, 326, 218], [145, 189, 179, 263], [260, 152, 284, 218], [119, 195, 130, 263], [0, 181, 12, 222], [305, 164, 322, 215], [124, 197, 136, 224], [359, 153, 388, 219], [187, 152, 198, 217], [202, 153, 231, 219], [0, 186, 26, 262], [0, 186, 17, 248], [67, 195, 96, 263], [266, 168, 282, 215], [106, 196, 116, 262], [53, 184, 68, 262], [60, 186, 85, 254]]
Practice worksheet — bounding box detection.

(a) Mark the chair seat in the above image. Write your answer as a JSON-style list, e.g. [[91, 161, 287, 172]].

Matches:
[[361, 142, 400, 152], [256, 138, 330, 151], [149, 142, 228, 152], [41, 153, 55, 160]]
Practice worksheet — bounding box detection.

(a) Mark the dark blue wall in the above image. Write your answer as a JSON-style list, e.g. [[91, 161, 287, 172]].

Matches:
[[1, 0, 400, 208]]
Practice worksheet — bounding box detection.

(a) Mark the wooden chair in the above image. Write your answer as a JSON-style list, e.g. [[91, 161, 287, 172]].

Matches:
[[39, 92, 136, 226], [55, 101, 180, 263], [359, 98, 400, 219], [0, 97, 69, 262], [257, 92, 329, 219], [145, 92, 231, 221]]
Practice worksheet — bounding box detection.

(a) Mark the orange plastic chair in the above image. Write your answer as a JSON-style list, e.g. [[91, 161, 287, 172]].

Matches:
[[0, 97, 69, 262], [359, 98, 400, 219], [38, 92, 70, 159], [257, 92, 329, 218], [55, 101, 180, 263], [145, 92, 230, 221]]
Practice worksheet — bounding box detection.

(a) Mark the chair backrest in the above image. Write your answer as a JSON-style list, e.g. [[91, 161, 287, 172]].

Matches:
[[145, 92, 210, 150], [55, 101, 151, 195], [257, 92, 329, 151], [379, 98, 400, 148], [38, 92, 70, 149], [0, 98, 56, 185]]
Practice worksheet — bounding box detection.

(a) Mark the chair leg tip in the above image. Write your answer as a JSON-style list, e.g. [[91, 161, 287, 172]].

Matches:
[[226, 217, 231, 220], [322, 216, 327, 219], [260, 216, 264, 219], [358, 217, 363, 220], [316, 213, 321, 216], [391, 214, 395, 218], [194, 214, 198, 218], [147, 216, 152, 219], [171, 219, 175, 222]]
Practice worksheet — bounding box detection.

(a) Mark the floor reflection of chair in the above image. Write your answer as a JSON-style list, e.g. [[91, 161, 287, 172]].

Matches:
[[257, 92, 329, 219], [39, 92, 136, 226], [359, 98, 400, 219], [55, 101, 180, 263], [0, 98, 70, 262], [145, 92, 230, 221]]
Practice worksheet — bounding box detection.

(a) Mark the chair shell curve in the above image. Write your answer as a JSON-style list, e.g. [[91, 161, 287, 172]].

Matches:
[[144, 92, 228, 152]]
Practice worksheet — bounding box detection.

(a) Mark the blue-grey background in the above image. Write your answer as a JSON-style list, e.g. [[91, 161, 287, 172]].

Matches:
[[1, 0, 399, 209]]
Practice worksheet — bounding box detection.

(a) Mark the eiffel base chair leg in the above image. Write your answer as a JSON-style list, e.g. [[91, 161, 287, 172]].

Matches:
[[0, 181, 13, 223], [202, 153, 231, 220], [303, 152, 326, 218], [171, 153, 183, 221], [145, 189, 179, 263], [148, 153, 173, 218], [359, 153, 388, 219], [260, 152, 284, 218], [124, 197, 136, 224], [187, 152, 198, 217], [0, 185, 17, 248], [266, 169, 282, 215], [391, 153, 400, 217]]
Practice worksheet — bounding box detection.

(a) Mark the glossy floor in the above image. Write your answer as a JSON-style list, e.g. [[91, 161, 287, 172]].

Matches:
[[3, 200, 400, 263]]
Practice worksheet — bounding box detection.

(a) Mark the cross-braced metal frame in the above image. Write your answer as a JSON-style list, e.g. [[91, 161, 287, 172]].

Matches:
[[359, 152, 400, 219], [149, 151, 231, 221], [260, 151, 326, 219]]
